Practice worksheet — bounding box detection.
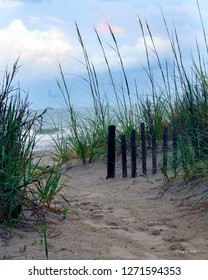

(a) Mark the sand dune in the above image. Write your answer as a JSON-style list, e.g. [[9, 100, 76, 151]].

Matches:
[[0, 157, 208, 260]]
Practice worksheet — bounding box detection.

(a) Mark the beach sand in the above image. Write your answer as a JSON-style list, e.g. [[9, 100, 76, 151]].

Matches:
[[0, 156, 208, 260]]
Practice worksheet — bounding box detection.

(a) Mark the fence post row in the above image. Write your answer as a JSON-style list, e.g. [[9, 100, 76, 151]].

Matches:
[[106, 124, 176, 179]]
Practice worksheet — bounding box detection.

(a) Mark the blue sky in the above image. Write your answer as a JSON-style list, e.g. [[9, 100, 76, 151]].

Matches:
[[0, 0, 208, 109]]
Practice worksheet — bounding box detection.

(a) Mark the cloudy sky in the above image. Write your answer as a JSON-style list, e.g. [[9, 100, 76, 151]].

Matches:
[[0, 0, 207, 109]]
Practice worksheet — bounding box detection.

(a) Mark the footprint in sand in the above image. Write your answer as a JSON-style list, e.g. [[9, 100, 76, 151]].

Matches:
[[170, 243, 185, 252], [163, 236, 187, 243]]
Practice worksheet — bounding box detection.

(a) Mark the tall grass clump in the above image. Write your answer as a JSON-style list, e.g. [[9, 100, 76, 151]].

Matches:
[[162, 15, 208, 179], [94, 25, 136, 138], [57, 23, 144, 161], [135, 6, 208, 183], [0, 59, 48, 225], [57, 24, 115, 164], [57, 65, 108, 164], [0, 60, 72, 237], [134, 18, 170, 143]]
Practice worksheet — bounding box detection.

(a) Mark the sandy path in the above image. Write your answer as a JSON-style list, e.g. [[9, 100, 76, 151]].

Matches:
[[0, 158, 208, 259]]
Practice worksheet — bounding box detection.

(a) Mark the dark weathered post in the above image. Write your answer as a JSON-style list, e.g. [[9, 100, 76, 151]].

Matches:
[[121, 135, 127, 178], [162, 127, 168, 176], [152, 127, 157, 174], [131, 129, 137, 178], [106, 125, 116, 179], [141, 123, 147, 175]]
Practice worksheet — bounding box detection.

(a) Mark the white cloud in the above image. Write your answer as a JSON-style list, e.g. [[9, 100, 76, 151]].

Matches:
[[0, 15, 195, 81], [0, 0, 23, 8], [0, 20, 79, 78]]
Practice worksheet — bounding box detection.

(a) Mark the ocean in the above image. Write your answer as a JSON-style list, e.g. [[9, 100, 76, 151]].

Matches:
[[33, 107, 92, 151], [33, 107, 70, 151]]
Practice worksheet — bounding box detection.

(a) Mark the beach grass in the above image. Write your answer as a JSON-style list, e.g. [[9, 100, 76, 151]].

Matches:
[[0, 60, 72, 227], [1, 3, 208, 260], [54, 5, 208, 209], [0, 59, 39, 225]]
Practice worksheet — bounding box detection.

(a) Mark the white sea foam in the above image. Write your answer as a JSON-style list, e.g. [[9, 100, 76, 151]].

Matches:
[[31, 108, 67, 151]]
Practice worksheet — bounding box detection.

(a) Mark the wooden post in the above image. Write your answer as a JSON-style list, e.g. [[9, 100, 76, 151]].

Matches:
[[152, 127, 157, 174], [141, 123, 147, 175], [106, 125, 116, 179], [162, 127, 168, 176], [131, 129, 137, 178], [121, 135, 127, 178]]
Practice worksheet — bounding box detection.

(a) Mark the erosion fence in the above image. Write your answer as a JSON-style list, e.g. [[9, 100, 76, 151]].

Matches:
[[106, 123, 177, 179]]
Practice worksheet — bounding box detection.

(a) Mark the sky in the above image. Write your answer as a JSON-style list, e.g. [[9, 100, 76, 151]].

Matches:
[[0, 0, 208, 109]]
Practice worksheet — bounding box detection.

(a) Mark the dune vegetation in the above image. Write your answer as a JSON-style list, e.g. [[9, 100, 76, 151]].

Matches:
[[1, 4, 208, 258], [0, 60, 72, 232], [55, 8, 208, 209]]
